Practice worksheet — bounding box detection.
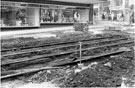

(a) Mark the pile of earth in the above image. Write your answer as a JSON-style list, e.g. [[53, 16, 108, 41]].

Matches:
[[61, 50, 135, 87], [21, 49, 135, 87]]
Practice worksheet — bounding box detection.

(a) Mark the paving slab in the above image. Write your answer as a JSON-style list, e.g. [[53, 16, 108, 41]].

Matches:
[[1, 25, 104, 39]]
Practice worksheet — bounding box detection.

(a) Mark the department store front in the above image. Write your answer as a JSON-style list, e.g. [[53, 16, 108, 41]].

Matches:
[[40, 5, 89, 24], [1, 1, 40, 28], [1, 1, 92, 29]]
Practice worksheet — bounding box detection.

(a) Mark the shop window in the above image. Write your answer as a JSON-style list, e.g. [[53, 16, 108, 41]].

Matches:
[[40, 7, 75, 23], [62, 9, 74, 23], [40, 5, 90, 23], [16, 8, 27, 26], [1, 1, 40, 27]]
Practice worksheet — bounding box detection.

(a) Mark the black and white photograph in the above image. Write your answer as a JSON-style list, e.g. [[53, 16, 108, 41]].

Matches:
[[0, 0, 135, 88]]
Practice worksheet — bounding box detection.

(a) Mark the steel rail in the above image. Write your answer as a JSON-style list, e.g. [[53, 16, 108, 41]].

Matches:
[[2, 38, 128, 58], [53, 49, 127, 66], [1, 35, 122, 52], [1, 40, 133, 66], [1, 67, 62, 80], [1, 49, 127, 80]]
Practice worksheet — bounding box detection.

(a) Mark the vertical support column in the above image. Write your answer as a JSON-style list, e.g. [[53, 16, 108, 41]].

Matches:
[[89, 4, 93, 24]]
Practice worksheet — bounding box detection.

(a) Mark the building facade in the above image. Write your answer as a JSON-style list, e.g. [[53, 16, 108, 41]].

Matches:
[[93, 0, 110, 20], [94, 0, 134, 21], [1, 0, 99, 30], [110, 0, 134, 22]]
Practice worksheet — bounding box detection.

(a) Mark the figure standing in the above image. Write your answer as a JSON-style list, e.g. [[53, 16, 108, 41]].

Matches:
[[102, 13, 105, 20], [111, 12, 114, 21], [74, 11, 81, 22]]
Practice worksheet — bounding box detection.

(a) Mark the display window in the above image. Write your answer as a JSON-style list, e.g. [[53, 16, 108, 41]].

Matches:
[[40, 5, 75, 23], [1, 1, 90, 27], [1, 1, 40, 27], [40, 5, 89, 23]]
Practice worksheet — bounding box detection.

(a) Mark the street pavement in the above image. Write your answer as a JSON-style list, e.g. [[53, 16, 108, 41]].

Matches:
[[1, 21, 134, 39], [1, 25, 104, 39]]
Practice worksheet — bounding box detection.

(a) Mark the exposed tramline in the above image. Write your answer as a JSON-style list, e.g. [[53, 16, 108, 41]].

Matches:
[[1, 40, 133, 66], [1, 34, 124, 53], [1, 33, 134, 88], [1, 40, 134, 79], [1, 49, 127, 79], [1, 37, 129, 59]]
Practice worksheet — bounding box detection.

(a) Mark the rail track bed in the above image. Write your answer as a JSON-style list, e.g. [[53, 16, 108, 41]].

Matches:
[[1, 33, 134, 80], [1, 37, 129, 60], [1, 38, 133, 66], [1, 32, 135, 88], [1, 34, 126, 53], [1, 36, 127, 56]]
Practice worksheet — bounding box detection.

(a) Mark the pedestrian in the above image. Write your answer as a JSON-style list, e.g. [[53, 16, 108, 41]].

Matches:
[[105, 13, 108, 20], [111, 12, 114, 21], [108, 13, 111, 21], [121, 13, 124, 21], [114, 13, 117, 21], [74, 11, 81, 22], [117, 12, 121, 21], [102, 13, 105, 20], [94, 12, 97, 24]]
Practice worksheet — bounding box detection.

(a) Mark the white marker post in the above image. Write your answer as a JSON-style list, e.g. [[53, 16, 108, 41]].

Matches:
[[78, 42, 84, 68], [79, 42, 82, 64]]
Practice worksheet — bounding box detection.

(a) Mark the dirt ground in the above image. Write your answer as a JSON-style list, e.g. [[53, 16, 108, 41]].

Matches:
[[1, 28, 135, 88]]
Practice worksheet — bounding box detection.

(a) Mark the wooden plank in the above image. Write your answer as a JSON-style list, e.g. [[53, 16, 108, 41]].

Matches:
[[2, 58, 53, 70], [1, 66, 62, 79]]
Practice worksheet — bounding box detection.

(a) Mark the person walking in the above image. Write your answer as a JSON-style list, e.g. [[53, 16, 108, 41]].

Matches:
[[102, 13, 105, 20], [121, 13, 124, 21], [74, 11, 81, 22], [117, 12, 121, 21], [111, 12, 114, 21]]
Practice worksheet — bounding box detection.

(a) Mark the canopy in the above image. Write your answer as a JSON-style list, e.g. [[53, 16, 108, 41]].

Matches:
[[51, 0, 100, 4]]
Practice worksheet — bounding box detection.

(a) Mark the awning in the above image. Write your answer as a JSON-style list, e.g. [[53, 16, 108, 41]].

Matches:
[[51, 0, 100, 4], [2, 0, 100, 6]]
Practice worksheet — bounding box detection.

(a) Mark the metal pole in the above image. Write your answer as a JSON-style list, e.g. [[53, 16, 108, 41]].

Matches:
[[79, 42, 82, 64]]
